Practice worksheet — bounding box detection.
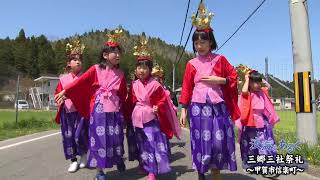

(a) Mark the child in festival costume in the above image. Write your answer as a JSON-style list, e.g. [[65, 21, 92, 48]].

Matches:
[[151, 64, 178, 115], [179, 3, 240, 180], [151, 64, 180, 156], [55, 29, 127, 180], [151, 64, 178, 109], [236, 65, 279, 171], [125, 36, 181, 180], [54, 39, 88, 173]]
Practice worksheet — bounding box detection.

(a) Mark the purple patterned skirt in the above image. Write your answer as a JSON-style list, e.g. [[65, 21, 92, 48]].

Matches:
[[134, 120, 171, 175], [188, 102, 237, 173], [240, 115, 277, 169], [87, 94, 125, 169], [60, 108, 88, 160]]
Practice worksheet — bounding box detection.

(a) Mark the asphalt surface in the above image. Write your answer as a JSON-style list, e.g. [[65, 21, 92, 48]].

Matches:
[[0, 129, 319, 180]]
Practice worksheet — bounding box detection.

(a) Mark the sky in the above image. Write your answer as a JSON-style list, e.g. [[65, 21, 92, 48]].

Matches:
[[0, 0, 319, 80]]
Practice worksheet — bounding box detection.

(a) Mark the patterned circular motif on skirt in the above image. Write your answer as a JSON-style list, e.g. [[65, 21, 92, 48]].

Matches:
[[146, 132, 153, 141], [227, 127, 233, 138], [201, 155, 211, 165], [106, 148, 113, 158], [215, 129, 224, 141], [114, 125, 120, 135], [202, 130, 211, 141], [90, 158, 97, 167], [148, 153, 154, 162], [157, 143, 166, 152], [231, 152, 236, 162], [96, 126, 105, 136], [194, 129, 200, 140], [90, 137, 95, 147], [116, 146, 122, 155], [106, 126, 114, 136], [65, 130, 72, 138], [95, 103, 104, 113], [202, 105, 212, 117], [192, 140, 196, 150], [196, 153, 202, 162], [191, 105, 201, 116], [216, 153, 223, 162], [141, 151, 148, 161], [221, 103, 227, 114], [90, 116, 94, 125], [98, 148, 106, 158]]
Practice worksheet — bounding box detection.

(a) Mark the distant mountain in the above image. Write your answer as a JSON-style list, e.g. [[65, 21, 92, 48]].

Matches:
[[0, 28, 193, 89]]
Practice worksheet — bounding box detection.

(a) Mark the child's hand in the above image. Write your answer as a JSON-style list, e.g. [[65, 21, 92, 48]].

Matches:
[[152, 105, 158, 113], [180, 108, 187, 128], [55, 90, 66, 106], [245, 74, 250, 82], [201, 76, 225, 85]]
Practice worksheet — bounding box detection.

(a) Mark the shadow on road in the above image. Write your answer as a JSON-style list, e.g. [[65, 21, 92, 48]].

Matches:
[[106, 165, 193, 180], [170, 151, 186, 163]]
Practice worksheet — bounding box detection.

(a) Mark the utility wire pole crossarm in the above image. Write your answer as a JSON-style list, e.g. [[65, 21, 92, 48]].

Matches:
[[289, 0, 318, 145]]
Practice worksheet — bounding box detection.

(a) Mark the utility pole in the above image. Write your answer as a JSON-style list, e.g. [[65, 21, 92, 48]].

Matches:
[[172, 63, 176, 92], [289, 0, 318, 145], [265, 57, 269, 82], [15, 73, 20, 126]]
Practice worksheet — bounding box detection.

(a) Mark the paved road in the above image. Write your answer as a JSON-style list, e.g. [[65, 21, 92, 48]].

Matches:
[[0, 129, 319, 180]]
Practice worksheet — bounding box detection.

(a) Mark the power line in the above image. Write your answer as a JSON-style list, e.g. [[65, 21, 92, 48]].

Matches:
[[216, 0, 267, 52], [175, 0, 191, 63], [175, 0, 203, 65]]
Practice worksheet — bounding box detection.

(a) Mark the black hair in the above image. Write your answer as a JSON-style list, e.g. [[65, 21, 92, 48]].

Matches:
[[64, 54, 83, 73], [99, 45, 122, 69], [249, 71, 263, 83], [67, 54, 83, 62], [136, 60, 153, 71], [192, 30, 218, 53]]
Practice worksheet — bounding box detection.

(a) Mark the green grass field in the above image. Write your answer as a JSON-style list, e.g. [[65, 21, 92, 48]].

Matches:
[[274, 111, 320, 134], [0, 110, 58, 141], [2, 110, 317, 141]]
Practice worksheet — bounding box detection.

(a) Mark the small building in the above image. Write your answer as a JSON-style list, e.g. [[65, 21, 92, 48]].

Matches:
[[271, 97, 295, 110], [30, 76, 59, 110], [271, 98, 282, 110]]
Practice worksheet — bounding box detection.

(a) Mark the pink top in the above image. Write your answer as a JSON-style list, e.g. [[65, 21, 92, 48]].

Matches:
[[238, 87, 280, 128], [165, 89, 177, 113], [95, 65, 124, 112], [189, 53, 224, 104], [60, 73, 81, 113], [251, 91, 265, 128], [131, 78, 160, 128]]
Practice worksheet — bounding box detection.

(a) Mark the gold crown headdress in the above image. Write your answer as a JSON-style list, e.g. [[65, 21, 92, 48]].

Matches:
[[236, 64, 259, 83], [105, 28, 124, 47], [66, 39, 85, 55], [236, 64, 254, 75], [191, 2, 214, 32], [151, 63, 164, 79], [133, 36, 153, 61]]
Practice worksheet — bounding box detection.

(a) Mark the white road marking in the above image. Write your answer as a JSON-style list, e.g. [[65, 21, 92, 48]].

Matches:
[[0, 132, 61, 150]]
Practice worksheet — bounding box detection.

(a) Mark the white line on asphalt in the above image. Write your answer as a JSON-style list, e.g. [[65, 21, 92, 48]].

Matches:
[[0, 132, 61, 150]]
